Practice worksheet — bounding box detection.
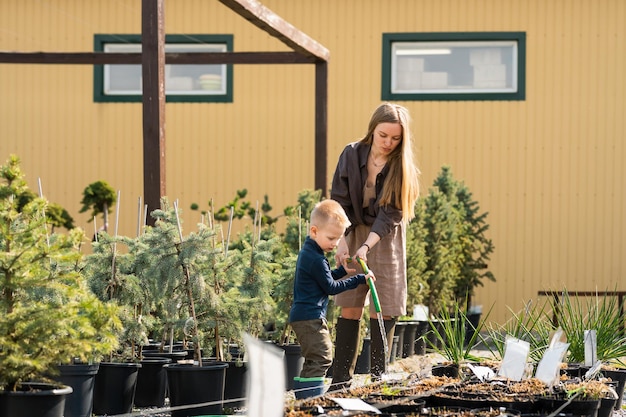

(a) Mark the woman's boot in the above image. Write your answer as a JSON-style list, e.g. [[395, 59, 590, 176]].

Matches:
[[370, 318, 397, 378], [329, 317, 360, 391]]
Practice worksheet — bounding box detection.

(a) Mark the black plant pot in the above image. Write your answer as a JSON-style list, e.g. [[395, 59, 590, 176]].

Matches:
[[55, 363, 99, 417], [402, 321, 418, 357], [224, 360, 248, 410], [0, 382, 73, 417], [598, 395, 617, 417], [536, 396, 600, 417], [431, 363, 460, 378], [143, 349, 188, 363], [471, 407, 521, 417], [602, 368, 626, 410], [92, 361, 141, 416], [166, 360, 229, 417], [134, 356, 171, 407], [414, 320, 429, 355], [427, 319, 450, 350], [464, 312, 482, 347], [390, 335, 399, 363], [562, 363, 584, 379], [394, 321, 407, 359], [277, 343, 304, 390]]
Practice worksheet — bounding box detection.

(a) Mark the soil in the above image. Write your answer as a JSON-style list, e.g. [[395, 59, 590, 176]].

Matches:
[[129, 352, 626, 416]]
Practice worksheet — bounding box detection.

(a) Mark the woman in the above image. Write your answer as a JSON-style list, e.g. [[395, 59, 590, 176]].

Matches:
[[330, 102, 420, 389]]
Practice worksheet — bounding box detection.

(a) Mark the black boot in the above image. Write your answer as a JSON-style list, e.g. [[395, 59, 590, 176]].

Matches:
[[329, 317, 360, 391], [370, 318, 397, 378]]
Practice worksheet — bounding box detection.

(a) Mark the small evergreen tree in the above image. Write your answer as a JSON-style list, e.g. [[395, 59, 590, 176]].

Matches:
[[274, 189, 323, 342], [224, 235, 282, 352], [10, 181, 74, 231], [406, 202, 428, 311], [282, 189, 322, 254], [420, 187, 464, 316], [433, 166, 495, 310], [139, 199, 220, 363], [84, 232, 151, 361], [406, 166, 495, 316], [0, 155, 120, 390], [80, 180, 116, 233]]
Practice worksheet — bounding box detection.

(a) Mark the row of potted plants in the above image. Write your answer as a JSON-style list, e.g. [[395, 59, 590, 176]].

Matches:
[[9, 153, 622, 417], [290, 371, 620, 417], [0, 155, 329, 416]]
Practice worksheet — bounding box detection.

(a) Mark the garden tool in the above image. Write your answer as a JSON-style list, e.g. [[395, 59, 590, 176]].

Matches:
[[356, 257, 390, 375]]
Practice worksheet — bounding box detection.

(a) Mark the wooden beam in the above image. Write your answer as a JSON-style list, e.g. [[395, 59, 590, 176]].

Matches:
[[219, 0, 330, 62], [141, 0, 166, 226], [315, 61, 328, 196], [1, 0, 330, 210], [0, 51, 315, 65]]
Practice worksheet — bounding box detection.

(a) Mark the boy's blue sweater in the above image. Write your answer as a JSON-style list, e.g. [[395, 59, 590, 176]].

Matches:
[[289, 237, 366, 323]]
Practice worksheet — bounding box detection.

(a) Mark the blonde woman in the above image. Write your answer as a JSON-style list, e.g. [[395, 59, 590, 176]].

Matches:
[[330, 102, 420, 389]]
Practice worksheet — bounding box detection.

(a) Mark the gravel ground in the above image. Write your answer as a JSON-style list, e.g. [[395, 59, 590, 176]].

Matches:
[[121, 353, 626, 417]]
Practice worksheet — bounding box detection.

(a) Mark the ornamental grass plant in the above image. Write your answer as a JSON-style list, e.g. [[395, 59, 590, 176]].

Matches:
[[554, 289, 626, 364], [485, 298, 553, 363], [426, 300, 492, 367]]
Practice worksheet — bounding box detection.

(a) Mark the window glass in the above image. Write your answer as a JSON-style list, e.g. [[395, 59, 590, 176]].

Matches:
[[94, 35, 233, 103], [382, 33, 525, 101]]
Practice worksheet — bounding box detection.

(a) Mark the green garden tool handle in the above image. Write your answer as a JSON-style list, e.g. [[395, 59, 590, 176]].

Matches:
[[356, 257, 381, 313]]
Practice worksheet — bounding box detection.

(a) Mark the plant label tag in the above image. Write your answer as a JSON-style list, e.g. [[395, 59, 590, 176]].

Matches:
[[535, 341, 569, 386], [498, 335, 530, 381], [332, 398, 381, 413], [244, 333, 285, 417], [467, 363, 495, 381], [584, 329, 597, 366], [413, 304, 429, 321], [583, 360, 603, 380]]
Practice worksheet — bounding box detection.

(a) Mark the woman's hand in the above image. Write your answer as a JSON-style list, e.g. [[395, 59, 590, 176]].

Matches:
[[355, 244, 369, 263]]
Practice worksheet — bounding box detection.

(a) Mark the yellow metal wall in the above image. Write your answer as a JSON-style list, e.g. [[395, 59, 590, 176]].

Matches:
[[1, 0, 624, 323]]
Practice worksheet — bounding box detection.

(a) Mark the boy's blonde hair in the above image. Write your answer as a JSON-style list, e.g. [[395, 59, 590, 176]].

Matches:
[[310, 199, 351, 229]]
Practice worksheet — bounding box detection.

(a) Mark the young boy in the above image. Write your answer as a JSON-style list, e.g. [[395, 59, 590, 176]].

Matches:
[[288, 199, 374, 399]]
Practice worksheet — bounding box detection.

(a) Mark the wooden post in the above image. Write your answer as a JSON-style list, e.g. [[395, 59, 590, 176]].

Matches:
[[315, 60, 328, 196], [142, 0, 166, 225]]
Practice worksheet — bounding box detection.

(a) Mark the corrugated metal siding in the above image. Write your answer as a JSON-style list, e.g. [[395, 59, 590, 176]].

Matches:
[[0, 0, 624, 323]]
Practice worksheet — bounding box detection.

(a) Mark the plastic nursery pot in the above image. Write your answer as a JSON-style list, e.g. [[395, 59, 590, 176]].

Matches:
[[135, 357, 172, 408], [224, 360, 248, 410], [602, 368, 626, 410], [535, 396, 600, 417], [55, 363, 99, 417], [277, 343, 304, 391], [0, 382, 73, 417], [92, 361, 141, 416], [142, 349, 188, 363], [432, 363, 460, 378], [166, 360, 229, 417]]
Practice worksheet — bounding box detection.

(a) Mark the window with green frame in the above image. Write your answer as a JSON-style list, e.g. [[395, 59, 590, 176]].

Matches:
[[382, 32, 525, 101], [94, 34, 233, 103]]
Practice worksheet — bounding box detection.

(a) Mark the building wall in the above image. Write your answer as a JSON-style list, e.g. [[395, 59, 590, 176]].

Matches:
[[1, 0, 624, 323]]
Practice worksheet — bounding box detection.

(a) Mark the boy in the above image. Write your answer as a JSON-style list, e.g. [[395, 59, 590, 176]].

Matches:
[[288, 199, 374, 399]]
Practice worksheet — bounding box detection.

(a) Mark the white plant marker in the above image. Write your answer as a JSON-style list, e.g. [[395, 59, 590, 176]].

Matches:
[[244, 333, 285, 417], [498, 335, 530, 381], [535, 328, 569, 386], [584, 329, 597, 366]]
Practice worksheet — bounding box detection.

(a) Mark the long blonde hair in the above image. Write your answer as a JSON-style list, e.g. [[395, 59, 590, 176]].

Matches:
[[359, 103, 420, 223]]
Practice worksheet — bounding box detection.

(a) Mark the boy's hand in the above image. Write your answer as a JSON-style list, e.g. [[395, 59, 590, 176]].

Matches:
[[340, 254, 357, 274], [365, 271, 376, 282]]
